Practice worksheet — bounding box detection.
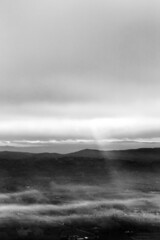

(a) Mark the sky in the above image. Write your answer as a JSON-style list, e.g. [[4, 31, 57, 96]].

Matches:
[[0, 0, 160, 153]]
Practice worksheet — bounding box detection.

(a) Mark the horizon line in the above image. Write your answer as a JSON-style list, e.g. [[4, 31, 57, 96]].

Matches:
[[0, 147, 160, 155]]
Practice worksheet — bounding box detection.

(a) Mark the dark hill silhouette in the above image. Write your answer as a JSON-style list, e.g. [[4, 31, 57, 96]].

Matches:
[[0, 148, 160, 192], [66, 149, 103, 158]]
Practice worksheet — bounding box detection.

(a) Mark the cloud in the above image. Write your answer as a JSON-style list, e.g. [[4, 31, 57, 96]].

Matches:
[[1, 117, 160, 152], [0, 0, 160, 147], [0, 0, 160, 105]]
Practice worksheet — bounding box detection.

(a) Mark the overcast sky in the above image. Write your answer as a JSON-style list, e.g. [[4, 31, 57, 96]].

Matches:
[[0, 0, 160, 152]]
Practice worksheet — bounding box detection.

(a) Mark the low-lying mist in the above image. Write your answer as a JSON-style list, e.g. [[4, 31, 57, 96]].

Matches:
[[0, 183, 160, 227]]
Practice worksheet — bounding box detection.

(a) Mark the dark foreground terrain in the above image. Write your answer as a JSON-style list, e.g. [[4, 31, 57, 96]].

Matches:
[[0, 148, 160, 239]]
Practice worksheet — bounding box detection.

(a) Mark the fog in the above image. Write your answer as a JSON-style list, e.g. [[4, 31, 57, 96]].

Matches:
[[0, 191, 159, 240], [0, 182, 159, 227]]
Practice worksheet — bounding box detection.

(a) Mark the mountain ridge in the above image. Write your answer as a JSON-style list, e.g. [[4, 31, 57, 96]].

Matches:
[[0, 147, 159, 192], [1, 147, 160, 157]]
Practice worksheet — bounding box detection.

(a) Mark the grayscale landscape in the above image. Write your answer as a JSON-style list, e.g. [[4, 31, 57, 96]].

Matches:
[[0, 148, 159, 239], [1, 0, 160, 239]]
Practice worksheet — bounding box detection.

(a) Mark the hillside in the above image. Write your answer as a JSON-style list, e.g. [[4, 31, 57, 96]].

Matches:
[[0, 149, 159, 239], [0, 148, 160, 192]]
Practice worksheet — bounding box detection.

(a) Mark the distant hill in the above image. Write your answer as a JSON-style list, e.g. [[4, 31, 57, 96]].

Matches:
[[0, 148, 160, 192]]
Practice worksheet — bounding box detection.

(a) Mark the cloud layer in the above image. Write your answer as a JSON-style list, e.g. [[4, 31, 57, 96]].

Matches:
[[0, 0, 160, 151]]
